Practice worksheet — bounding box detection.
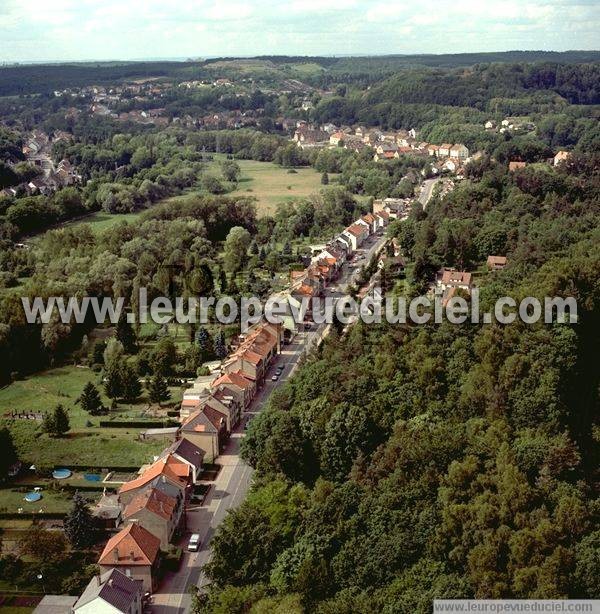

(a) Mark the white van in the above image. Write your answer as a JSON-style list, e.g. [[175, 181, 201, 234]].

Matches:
[[187, 533, 201, 552]]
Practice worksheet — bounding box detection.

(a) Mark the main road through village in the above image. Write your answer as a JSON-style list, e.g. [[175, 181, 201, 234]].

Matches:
[[151, 232, 387, 613]]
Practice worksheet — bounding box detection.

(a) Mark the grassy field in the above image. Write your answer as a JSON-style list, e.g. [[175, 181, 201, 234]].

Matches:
[[229, 159, 324, 215], [0, 364, 181, 467], [0, 487, 84, 515], [163, 156, 326, 217], [65, 211, 143, 236], [63, 157, 325, 235]]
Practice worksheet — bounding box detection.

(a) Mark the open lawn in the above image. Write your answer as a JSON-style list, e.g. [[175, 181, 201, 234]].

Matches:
[[65, 211, 143, 235], [0, 365, 181, 467], [165, 156, 326, 216], [0, 487, 80, 515], [6, 420, 167, 468], [58, 158, 326, 235], [229, 159, 324, 215]]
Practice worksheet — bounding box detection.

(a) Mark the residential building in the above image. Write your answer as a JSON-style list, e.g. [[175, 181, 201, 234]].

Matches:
[[221, 348, 263, 383], [373, 198, 411, 220], [509, 161, 527, 172], [342, 223, 368, 250], [123, 488, 180, 548], [293, 127, 328, 148], [438, 143, 453, 157], [73, 568, 143, 614], [197, 390, 241, 432], [329, 131, 345, 146], [98, 524, 161, 593], [180, 406, 226, 462], [554, 150, 571, 167], [211, 371, 256, 409], [375, 143, 398, 155], [160, 438, 205, 483], [33, 596, 77, 614], [449, 144, 469, 159], [436, 268, 473, 293], [374, 150, 397, 162], [487, 255, 507, 270], [118, 456, 188, 506]]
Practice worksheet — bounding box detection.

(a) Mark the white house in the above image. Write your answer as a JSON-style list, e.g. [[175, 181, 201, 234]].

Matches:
[[449, 144, 469, 160]]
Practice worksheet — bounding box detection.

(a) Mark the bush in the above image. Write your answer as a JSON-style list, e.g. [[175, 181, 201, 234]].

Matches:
[[162, 546, 183, 572]]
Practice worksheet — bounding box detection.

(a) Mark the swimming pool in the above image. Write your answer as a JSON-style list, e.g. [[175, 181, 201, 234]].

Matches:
[[24, 492, 42, 502], [84, 473, 102, 482], [52, 468, 72, 479]]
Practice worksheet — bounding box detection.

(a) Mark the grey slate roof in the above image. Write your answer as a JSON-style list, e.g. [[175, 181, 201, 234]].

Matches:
[[181, 409, 219, 433], [74, 568, 141, 613], [162, 438, 205, 471], [148, 475, 185, 500]]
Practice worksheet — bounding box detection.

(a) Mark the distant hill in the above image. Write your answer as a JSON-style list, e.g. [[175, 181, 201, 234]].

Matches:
[[0, 51, 598, 96]]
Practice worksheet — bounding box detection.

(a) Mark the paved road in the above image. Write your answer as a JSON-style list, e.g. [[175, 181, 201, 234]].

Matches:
[[150, 232, 387, 613], [151, 339, 303, 613], [418, 177, 441, 208]]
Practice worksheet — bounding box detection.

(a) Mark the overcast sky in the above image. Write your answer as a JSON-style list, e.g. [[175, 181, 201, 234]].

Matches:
[[1, 0, 598, 63]]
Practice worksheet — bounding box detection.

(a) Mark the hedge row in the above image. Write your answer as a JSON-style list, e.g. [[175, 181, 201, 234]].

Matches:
[[98, 420, 179, 429], [0, 512, 66, 520]]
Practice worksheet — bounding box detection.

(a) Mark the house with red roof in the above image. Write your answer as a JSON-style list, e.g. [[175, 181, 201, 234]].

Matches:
[[211, 371, 256, 409], [98, 524, 160, 592], [122, 488, 180, 548], [118, 455, 189, 506], [160, 438, 205, 483], [342, 223, 369, 251]]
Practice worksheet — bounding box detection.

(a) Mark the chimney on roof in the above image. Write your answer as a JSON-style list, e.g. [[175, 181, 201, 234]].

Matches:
[[108, 578, 113, 588], [130, 550, 135, 560], [113, 547, 119, 562]]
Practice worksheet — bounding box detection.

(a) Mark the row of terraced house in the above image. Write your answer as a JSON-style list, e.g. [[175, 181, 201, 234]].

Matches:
[[61, 322, 284, 612], [270, 209, 390, 332]]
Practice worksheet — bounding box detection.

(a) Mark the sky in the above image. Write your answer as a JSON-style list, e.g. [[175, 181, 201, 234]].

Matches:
[[0, 0, 598, 63]]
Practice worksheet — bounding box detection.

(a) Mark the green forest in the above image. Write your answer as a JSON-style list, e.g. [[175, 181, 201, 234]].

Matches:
[[195, 153, 600, 612]]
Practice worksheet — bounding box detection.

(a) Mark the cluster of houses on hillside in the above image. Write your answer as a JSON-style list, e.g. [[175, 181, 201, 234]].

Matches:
[[433, 255, 508, 307], [508, 150, 573, 172], [291, 123, 471, 176], [0, 130, 81, 199], [485, 118, 536, 133], [271, 209, 391, 332]]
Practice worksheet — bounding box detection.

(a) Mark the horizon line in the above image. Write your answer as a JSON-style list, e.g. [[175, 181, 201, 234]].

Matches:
[[1, 49, 599, 68]]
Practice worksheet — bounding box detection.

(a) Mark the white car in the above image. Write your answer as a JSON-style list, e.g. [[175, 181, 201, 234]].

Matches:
[[187, 533, 201, 552]]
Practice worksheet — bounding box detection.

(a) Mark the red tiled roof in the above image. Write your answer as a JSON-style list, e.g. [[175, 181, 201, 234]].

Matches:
[[118, 456, 187, 494], [123, 487, 177, 521], [98, 523, 160, 566], [202, 404, 227, 430], [182, 398, 202, 407], [346, 224, 366, 237], [212, 371, 253, 390], [441, 269, 472, 286]]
